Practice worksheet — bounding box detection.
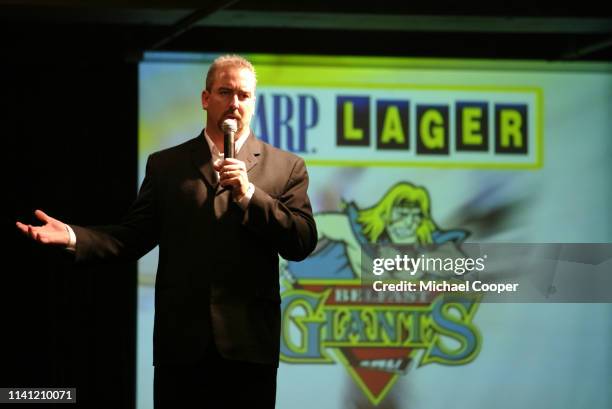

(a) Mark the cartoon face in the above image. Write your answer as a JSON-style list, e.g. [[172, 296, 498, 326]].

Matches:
[[386, 203, 422, 243]]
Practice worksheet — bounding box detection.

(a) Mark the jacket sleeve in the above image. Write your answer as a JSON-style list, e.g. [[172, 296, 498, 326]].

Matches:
[[71, 155, 160, 264], [242, 157, 317, 261]]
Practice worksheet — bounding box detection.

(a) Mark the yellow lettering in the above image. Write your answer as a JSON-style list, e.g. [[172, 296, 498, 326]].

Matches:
[[420, 110, 445, 149], [462, 107, 483, 145], [343, 102, 363, 140], [380, 106, 405, 144], [500, 110, 523, 148]]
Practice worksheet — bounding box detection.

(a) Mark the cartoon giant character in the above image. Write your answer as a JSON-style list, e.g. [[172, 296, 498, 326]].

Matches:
[[282, 182, 469, 282]]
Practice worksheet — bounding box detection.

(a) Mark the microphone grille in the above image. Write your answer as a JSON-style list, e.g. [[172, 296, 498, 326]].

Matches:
[[222, 119, 238, 133]]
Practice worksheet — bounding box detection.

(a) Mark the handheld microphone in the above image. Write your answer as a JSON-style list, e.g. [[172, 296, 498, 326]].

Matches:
[[222, 119, 237, 159]]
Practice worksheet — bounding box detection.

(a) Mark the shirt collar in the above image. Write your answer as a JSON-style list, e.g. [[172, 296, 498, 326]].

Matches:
[[203, 128, 249, 159]]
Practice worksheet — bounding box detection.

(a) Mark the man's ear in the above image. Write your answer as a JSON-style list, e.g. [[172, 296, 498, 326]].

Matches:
[[201, 89, 210, 109]]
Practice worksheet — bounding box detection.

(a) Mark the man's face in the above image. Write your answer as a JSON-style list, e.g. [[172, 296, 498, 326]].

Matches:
[[202, 66, 256, 137]]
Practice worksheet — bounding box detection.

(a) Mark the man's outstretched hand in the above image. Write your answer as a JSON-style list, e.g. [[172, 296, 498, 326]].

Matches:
[[16, 210, 70, 246]]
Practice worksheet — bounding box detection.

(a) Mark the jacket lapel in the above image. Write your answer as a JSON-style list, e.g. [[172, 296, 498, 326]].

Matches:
[[237, 132, 261, 174], [190, 131, 218, 189]]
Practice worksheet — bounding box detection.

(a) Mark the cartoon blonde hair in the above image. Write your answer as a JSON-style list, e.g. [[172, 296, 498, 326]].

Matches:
[[357, 182, 438, 244]]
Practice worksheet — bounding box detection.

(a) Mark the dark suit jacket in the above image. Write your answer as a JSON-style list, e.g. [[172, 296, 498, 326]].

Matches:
[[71, 131, 317, 366]]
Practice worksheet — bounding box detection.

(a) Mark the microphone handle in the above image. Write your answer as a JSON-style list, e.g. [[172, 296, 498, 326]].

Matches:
[[224, 132, 235, 159]]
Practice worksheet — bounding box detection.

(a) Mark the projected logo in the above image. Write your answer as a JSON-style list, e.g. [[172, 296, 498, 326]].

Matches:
[[253, 86, 542, 169], [280, 182, 482, 405]]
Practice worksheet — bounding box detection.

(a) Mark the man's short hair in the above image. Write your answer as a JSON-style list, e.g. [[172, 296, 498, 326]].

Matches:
[[205, 54, 257, 91]]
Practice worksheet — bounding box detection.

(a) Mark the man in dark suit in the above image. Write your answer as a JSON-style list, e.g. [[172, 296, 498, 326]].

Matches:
[[16, 54, 318, 408]]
